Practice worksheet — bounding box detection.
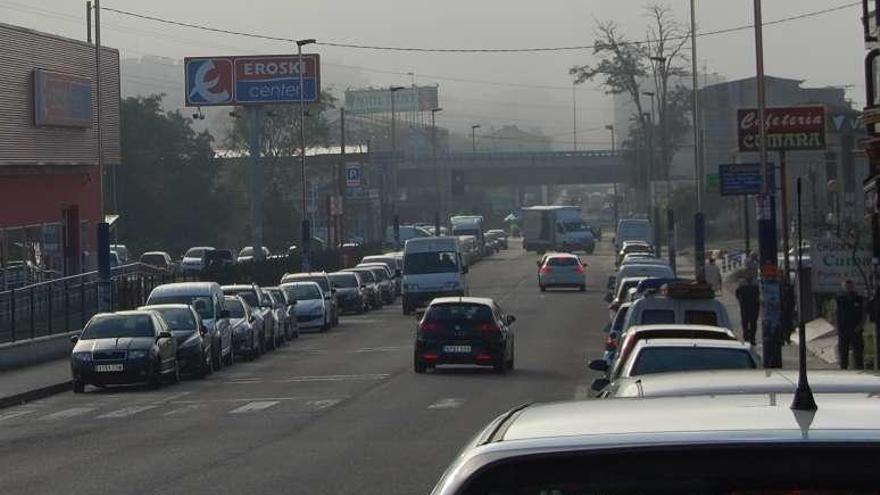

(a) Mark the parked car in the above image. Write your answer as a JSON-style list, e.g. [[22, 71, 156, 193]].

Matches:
[[360, 255, 402, 294], [237, 246, 271, 263], [179, 246, 215, 274], [221, 284, 279, 351], [537, 252, 586, 291], [204, 249, 236, 270], [70, 311, 179, 392], [280, 272, 338, 326], [414, 297, 515, 374], [145, 282, 233, 369], [486, 229, 508, 249], [265, 286, 299, 341], [620, 282, 731, 333], [343, 267, 382, 309], [357, 264, 396, 303], [281, 281, 329, 332], [139, 251, 175, 272], [109, 244, 130, 263], [137, 304, 213, 378], [223, 295, 263, 360], [329, 271, 367, 314]]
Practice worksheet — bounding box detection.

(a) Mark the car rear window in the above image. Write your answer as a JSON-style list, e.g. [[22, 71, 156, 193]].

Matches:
[[631, 347, 755, 376], [289, 276, 330, 292], [548, 257, 578, 266], [149, 307, 196, 331], [141, 254, 165, 265], [426, 304, 492, 322], [685, 310, 719, 325], [148, 295, 215, 320], [329, 273, 359, 288], [351, 269, 376, 282], [640, 309, 675, 325]]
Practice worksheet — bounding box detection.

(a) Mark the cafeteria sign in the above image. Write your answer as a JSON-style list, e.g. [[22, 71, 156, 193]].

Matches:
[[737, 106, 826, 152], [811, 237, 871, 294]]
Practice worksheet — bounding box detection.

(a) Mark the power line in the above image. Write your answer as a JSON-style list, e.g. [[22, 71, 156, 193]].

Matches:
[[102, 2, 858, 54]]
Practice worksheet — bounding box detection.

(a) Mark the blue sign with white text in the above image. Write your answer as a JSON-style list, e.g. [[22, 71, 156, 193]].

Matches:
[[718, 163, 775, 196]]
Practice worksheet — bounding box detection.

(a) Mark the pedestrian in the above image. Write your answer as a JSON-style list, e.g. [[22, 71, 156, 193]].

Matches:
[[735, 272, 760, 345], [835, 279, 866, 370], [705, 257, 723, 293]]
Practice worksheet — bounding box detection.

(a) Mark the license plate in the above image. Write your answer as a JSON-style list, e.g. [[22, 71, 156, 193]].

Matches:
[[443, 345, 471, 353], [95, 364, 124, 372]]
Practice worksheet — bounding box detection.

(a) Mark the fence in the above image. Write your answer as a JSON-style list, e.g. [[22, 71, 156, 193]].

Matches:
[[0, 243, 385, 344]]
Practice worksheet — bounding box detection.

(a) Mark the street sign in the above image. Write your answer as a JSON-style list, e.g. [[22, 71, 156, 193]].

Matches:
[[737, 106, 826, 152], [345, 86, 439, 114], [706, 173, 719, 194], [718, 163, 775, 196], [345, 164, 361, 187], [811, 237, 871, 294], [184, 54, 320, 106]]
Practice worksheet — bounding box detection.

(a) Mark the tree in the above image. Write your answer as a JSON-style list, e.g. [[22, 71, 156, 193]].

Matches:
[[118, 95, 229, 254]]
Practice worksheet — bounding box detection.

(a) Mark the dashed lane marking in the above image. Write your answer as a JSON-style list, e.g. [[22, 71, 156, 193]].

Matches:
[[97, 405, 158, 419], [306, 399, 343, 410], [228, 401, 280, 414], [223, 379, 264, 384], [278, 373, 389, 383], [428, 398, 465, 409], [41, 407, 97, 421], [163, 404, 202, 416]]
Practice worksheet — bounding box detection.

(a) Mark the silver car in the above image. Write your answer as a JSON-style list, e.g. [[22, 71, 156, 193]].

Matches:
[[537, 253, 586, 291]]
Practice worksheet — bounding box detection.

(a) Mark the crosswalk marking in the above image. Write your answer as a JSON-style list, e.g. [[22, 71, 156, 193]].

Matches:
[[98, 405, 157, 419], [428, 398, 465, 410], [228, 401, 280, 414], [0, 409, 35, 423], [279, 373, 389, 383], [41, 407, 96, 421]]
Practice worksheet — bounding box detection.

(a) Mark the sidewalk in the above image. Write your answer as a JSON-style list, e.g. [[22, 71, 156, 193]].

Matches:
[[676, 256, 834, 370], [0, 358, 70, 409]]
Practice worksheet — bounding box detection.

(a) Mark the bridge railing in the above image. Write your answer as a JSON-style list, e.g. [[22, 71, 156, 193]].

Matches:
[[397, 149, 622, 167]]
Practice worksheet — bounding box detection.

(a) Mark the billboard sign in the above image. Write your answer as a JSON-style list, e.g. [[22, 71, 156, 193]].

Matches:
[[811, 237, 871, 294], [345, 164, 361, 187], [718, 163, 775, 196], [345, 86, 439, 114], [737, 106, 826, 152], [185, 54, 320, 106], [33, 69, 92, 128]]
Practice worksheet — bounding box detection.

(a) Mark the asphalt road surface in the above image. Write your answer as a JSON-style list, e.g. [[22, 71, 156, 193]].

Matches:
[[0, 241, 612, 495]]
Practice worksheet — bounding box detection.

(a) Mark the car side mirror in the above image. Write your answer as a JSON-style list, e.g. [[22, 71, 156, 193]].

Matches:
[[506, 315, 516, 325], [588, 359, 609, 372], [591, 377, 610, 392], [219, 309, 231, 319], [69, 335, 79, 344], [158, 331, 173, 340]]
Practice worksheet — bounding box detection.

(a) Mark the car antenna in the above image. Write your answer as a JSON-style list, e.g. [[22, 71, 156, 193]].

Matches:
[[791, 177, 817, 411]]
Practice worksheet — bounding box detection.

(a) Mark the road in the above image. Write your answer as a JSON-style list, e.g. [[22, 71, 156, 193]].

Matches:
[[0, 242, 612, 495]]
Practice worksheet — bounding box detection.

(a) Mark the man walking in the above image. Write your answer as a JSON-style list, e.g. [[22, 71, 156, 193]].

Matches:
[[735, 273, 760, 345], [705, 257, 723, 293], [835, 279, 866, 370]]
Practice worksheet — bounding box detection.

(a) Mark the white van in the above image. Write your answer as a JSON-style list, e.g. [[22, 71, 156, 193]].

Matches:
[[402, 236, 468, 315], [614, 219, 653, 251], [620, 288, 732, 335]]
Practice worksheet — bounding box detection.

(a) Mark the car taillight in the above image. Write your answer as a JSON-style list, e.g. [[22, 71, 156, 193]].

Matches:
[[419, 321, 442, 333], [575, 264, 585, 274], [539, 266, 551, 274], [478, 322, 500, 333]]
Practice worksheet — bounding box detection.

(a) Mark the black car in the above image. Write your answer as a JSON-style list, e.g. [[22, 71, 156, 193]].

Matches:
[[414, 297, 515, 374], [224, 295, 263, 360], [70, 311, 179, 392], [329, 271, 366, 314], [344, 267, 382, 309], [221, 285, 278, 351], [138, 304, 213, 378]]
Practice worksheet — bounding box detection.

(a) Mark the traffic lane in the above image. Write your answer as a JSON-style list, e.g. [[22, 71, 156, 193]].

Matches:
[[152, 245, 615, 495]]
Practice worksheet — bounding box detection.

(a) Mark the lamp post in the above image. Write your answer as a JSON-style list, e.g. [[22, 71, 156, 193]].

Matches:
[[642, 91, 656, 209], [389, 85, 405, 247], [432, 107, 443, 235], [689, 0, 706, 285], [649, 55, 670, 203], [606, 124, 619, 225], [471, 124, 481, 153], [296, 38, 316, 271]]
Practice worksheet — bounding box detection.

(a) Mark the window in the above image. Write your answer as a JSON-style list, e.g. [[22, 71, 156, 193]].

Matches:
[[548, 257, 578, 266], [685, 310, 719, 325], [404, 251, 459, 275], [285, 284, 322, 300], [329, 274, 359, 288], [150, 308, 197, 331], [148, 295, 215, 320], [225, 299, 246, 318], [82, 315, 155, 339], [640, 309, 675, 325], [631, 347, 756, 376], [425, 304, 492, 322]]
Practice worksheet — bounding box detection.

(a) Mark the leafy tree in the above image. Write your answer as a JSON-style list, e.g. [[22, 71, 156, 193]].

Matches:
[[117, 95, 229, 255]]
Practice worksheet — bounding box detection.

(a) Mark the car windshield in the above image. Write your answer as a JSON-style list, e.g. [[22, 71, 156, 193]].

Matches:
[[329, 274, 359, 288], [147, 307, 196, 331], [141, 254, 165, 265], [286, 276, 330, 292], [226, 290, 258, 307], [225, 298, 246, 318], [631, 347, 755, 376], [147, 295, 214, 320], [563, 221, 587, 231], [81, 314, 155, 339], [185, 248, 207, 258], [287, 284, 321, 300], [405, 251, 459, 274], [351, 270, 376, 282]]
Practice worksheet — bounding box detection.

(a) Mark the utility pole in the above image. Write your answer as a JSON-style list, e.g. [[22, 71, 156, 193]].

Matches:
[[432, 107, 443, 236], [471, 124, 481, 153], [753, 0, 782, 368], [572, 83, 577, 151], [389, 86, 405, 248], [607, 124, 619, 227], [86, 2, 92, 44], [690, 0, 706, 284], [338, 107, 346, 249], [297, 38, 316, 271], [93, 0, 111, 310]]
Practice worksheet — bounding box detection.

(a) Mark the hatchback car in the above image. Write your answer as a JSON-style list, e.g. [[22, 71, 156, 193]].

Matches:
[[358, 264, 396, 303], [265, 286, 298, 341], [537, 253, 586, 291], [280, 272, 338, 326], [70, 311, 179, 392], [139, 251, 175, 272], [414, 297, 515, 374], [179, 246, 214, 274], [343, 267, 382, 309], [281, 281, 328, 332], [329, 271, 366, 314], [221, 284, 279, 351], [224, 295, 263, 360], [138, 304, 213, 378]]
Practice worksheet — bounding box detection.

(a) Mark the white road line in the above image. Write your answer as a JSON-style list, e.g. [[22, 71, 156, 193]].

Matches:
[[163, 404, 202, 416], [41, 407, 96, 421], [574, 385, 591, 401], [278, 373, 389, 383], [0, 409, 35, 423], [150, 391, 192, 404], [228, 401, 280, 414], [428, 398, 466, 410], [97, 405, 157, 419], [306, 399, 342, 410], [354, 346, 408, 353], [223, 380, 264, 384]]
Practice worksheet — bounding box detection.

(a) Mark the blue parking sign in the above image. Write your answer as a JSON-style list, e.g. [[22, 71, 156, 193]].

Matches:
[[346, 165, 361, 187]]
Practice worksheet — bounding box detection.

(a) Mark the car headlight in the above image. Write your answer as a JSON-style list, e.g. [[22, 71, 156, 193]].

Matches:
[[128, 350, 148, 359], [72, 351, 92, 362]]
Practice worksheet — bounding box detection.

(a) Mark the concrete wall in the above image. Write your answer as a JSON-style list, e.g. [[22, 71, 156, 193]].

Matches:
[[0, 329, 77, 371]]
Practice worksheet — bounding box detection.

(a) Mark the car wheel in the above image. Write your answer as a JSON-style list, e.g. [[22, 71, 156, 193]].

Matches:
[[225, 346, 235, 367], [506, 342, 515, 371], [170, 360, 181, 384], [149, 360, 163, 389], [72, 379, 85, 393], [200, 349, 212, 378], [321, 316, 329, 332], [213, 339, 224, 370], [414, 359, 427, 374], [579, 284, 586, 292], [493, 356, 507, 374], [539, 285, 546, 292]]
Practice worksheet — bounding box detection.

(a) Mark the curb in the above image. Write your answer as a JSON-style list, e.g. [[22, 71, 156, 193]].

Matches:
[[0, 380, 71, 411]]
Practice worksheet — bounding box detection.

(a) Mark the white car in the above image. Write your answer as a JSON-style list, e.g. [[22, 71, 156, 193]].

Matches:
[[282, 281, 328, 332], [179, 246, 214, 274], [617, 338, 757, 379]]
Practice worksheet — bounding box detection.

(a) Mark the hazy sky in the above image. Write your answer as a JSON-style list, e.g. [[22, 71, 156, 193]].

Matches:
[[2, 0, 864, 146]]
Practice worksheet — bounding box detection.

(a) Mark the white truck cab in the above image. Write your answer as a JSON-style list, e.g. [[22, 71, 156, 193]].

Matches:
[[402, 236, 468, 315]]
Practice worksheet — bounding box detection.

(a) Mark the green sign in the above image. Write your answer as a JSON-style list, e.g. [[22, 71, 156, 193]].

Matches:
[[706, 173, 720, 194]]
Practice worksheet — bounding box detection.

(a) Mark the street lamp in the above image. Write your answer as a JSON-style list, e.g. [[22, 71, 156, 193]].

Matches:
[[389, 85, 405, 247], [642, 91, 656, 211], [296, 37, 316, 271], [606, 124, 619, 225], [471, 124, 481, 153], [431, 107, 443, 235]]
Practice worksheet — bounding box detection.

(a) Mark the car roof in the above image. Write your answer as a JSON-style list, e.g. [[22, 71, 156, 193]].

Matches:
[[283, 272, 328, 278], [280, 281, 320, 287], [221, 284, 257, 291], [634, 338, 751, 349], [610, 369, 880, 398], [185, 246, 215, 251], [545, 253, 578, 259], [141, 251, 169, 256], [149, 282, 220, 296], [431, 296, 495, 306], [138, 304, 192, 311]]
